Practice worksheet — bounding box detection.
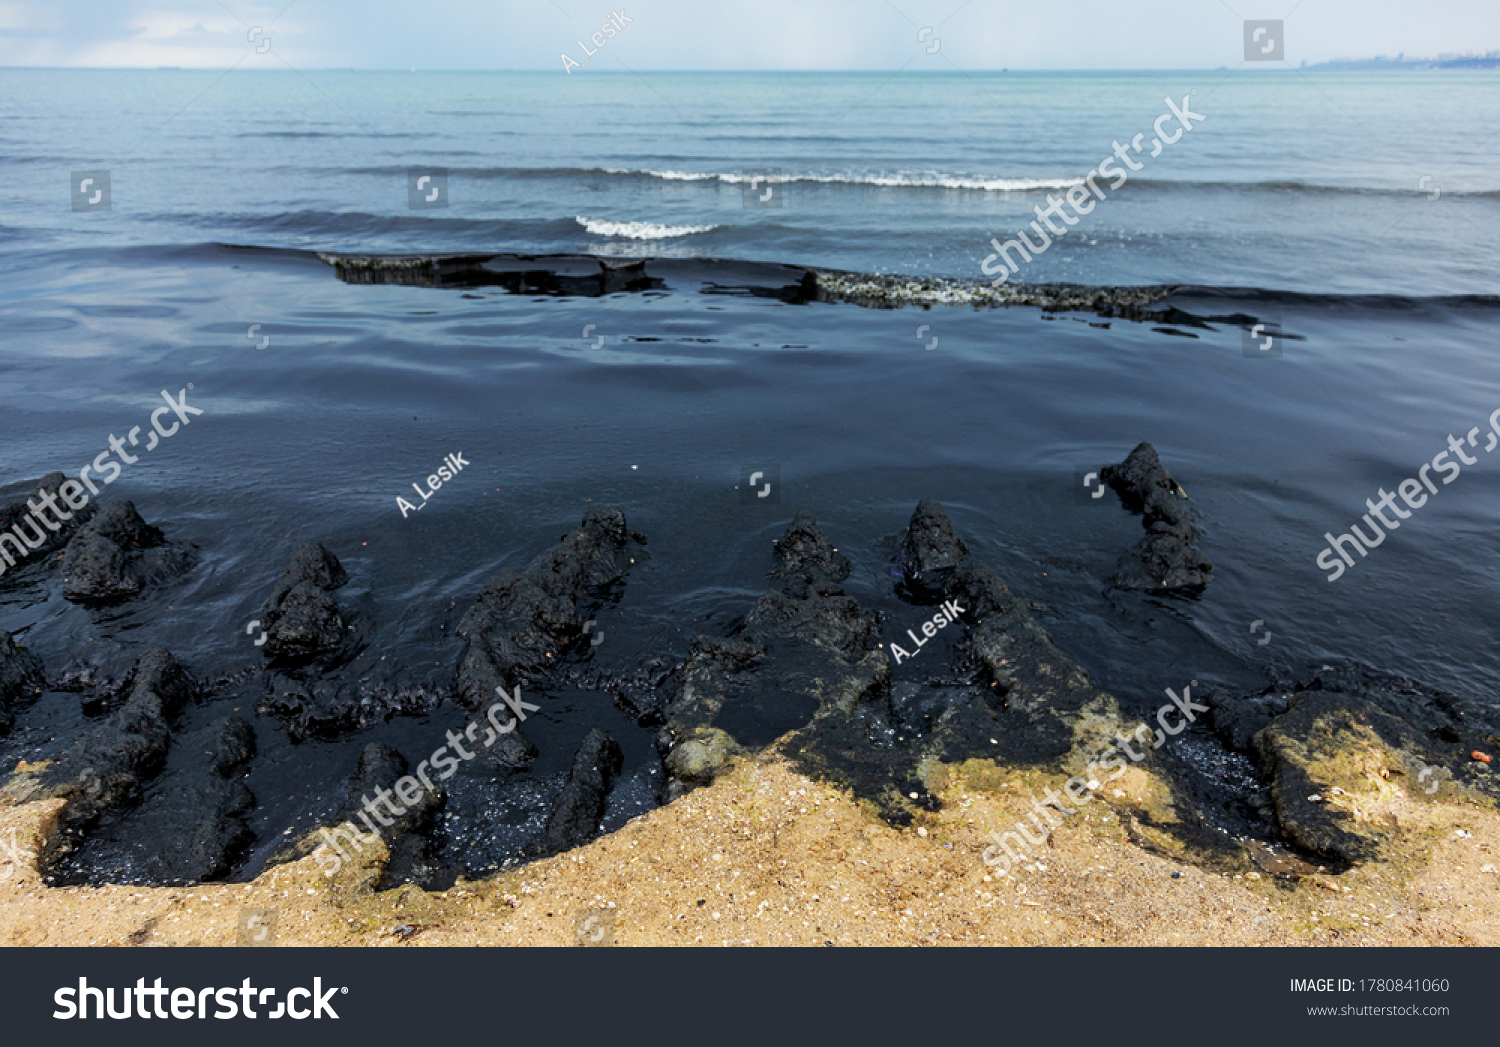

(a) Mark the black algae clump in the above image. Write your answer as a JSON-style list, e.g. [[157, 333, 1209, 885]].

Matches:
[[784, 500, 1128, 823], [529, 729, 624, 858], [3, 650, 194, 848], [896, 498, 969, 602], [455, 506, 645, 771], [660, 513, 885, 800], [0, 630, 45, 736], [0, 472, 96, 577], [1212, 663, 1500, 866], [60, 500, 196, 602], [258, 541, 351, 658], [108, 716, 257, 884], [1100, 442, 1211, 590]]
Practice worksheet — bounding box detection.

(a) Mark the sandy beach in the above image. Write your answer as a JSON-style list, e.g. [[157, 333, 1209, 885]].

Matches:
[[4, 747, 1495, 948]]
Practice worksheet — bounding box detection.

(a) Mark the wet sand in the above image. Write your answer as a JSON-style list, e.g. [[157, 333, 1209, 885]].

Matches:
[[2, 750, 1495, 948]]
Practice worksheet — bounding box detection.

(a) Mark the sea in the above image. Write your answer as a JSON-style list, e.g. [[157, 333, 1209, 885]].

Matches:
[[1, 68, 1498, 882]]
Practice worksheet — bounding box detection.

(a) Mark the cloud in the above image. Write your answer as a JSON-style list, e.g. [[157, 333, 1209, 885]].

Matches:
[[0, 0, 1495, 69]]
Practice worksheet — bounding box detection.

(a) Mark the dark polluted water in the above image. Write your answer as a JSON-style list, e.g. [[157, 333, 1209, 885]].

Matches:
[[2, 248, 1499, 887]]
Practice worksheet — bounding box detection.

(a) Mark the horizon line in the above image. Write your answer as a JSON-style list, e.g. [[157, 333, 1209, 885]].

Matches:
[[0, 64, 1452, 73]]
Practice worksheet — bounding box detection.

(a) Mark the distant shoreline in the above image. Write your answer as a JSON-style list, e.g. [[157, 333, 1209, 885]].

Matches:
[[1305, 53, 1500, 71]]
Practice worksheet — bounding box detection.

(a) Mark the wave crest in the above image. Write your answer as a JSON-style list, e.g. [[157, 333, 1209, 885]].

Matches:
[[604, 168, 1084, 192], [575, 216, 719, 239]]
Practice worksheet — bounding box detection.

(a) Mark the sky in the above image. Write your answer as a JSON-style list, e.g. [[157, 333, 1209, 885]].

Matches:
[[0, 0, 1496, 70]]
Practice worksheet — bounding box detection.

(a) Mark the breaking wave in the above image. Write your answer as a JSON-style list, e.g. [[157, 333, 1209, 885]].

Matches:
[[575, 216, 720, 239], [603, 168, 1085, 192]]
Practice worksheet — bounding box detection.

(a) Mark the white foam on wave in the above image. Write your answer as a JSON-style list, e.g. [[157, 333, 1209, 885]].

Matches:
[[813, 271, 1177, 312], [834, 173, 1084, 191], [603, 168, 720, 182], [603, 168, 1083, 192], [575, 216, 720, 239]]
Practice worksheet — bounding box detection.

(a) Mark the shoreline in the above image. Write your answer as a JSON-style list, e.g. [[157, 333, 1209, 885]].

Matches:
[[2, 480, 1496, 927], [2, 751, 1495, 947]]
